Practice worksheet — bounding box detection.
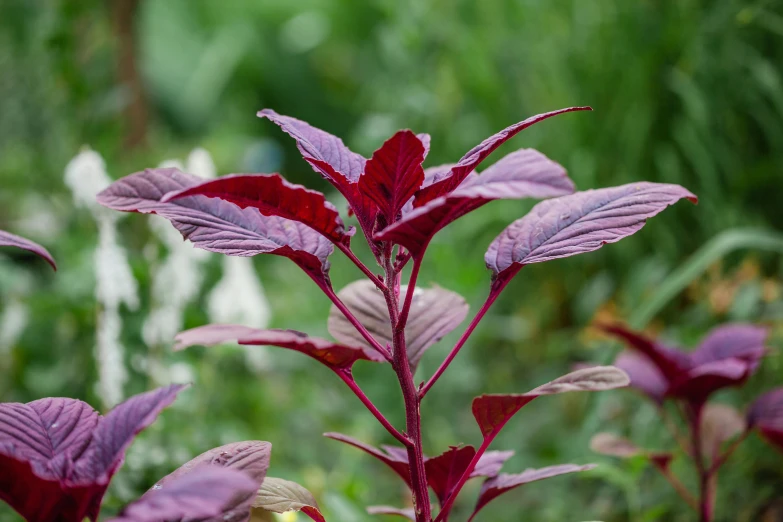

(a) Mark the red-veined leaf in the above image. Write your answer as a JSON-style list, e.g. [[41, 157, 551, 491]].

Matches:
[[600, 324, 691, 382], [359, 130, 425, 224], [414, 107, 591, 206], [472, 366, 629, 438], [110, 466, 258, 522], [377, 149, 574, 256], [96, 168, 333, 287], [468, 464, 595, 522], [0, 229, 56, 270], [163, 173, 354, 245], [327, 280, 468, 370], [174, 324, 385, 370], [485, 183, 697, 277]]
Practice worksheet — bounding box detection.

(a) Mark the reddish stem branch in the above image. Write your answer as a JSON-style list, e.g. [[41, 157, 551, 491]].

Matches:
[[336, 243, 385, 289], [337, 370, 409, 446], [708, 430, 748, 475], [688, 403, 714, 522], [323, 286, 392, 361], [653, 462, 698, 510], [419, 271, 516, 398], [382, 253, 432, 522], [397, 257, 422, 331]]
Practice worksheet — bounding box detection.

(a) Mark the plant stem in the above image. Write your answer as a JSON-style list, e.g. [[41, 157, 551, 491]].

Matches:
[[397, 257, 422, 331], [336, 243, 385, 289], [652, 463, 698, 510], [323, 286, 392, 361], [337, 370, 409, 446], [419, 272, 514, 398], [383, 252, 431, 522], [688, 403, 713, 522]]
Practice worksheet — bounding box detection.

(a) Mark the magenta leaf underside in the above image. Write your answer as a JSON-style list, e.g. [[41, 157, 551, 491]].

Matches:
[[163, 173, 354, 245], [109, 466, 258, 522], [414, 106, 591, 206], [96, 168, 333, 286], [748, 388, 783, 451], [174, 324, 386, 370], [0, 229, 57, 270], [377, 148, 575, 256], [485, 182, 698, 277], [0, 385, 186, 522]]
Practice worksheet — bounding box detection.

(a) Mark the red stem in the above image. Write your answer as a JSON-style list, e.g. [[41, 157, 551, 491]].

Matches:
[[323, 286, 392, 361], [687, 402, 714, 522], [382, 252, 431, 522], [336, 243, 385, 289], [419, 270, 516, 398], [337, 370, 409, 446], [397, 257, 422, 331]]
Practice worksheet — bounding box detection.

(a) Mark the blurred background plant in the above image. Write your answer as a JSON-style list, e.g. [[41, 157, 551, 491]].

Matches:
[[1, 0, 782, 520]]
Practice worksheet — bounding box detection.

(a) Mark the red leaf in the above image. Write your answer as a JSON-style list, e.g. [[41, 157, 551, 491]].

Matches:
[[667, 359, 751, 402], [425, 446, 476, 504], [163, 173, 354, 245], [97, 168, 333, 287], [258, 110, 381, 251], [174, 324, 386, 370], [472, 367, 629, 438], [468, 464, 595, 521], [485, 182, 697, 277], [0, 229, 56, 270], [359, 130, 426, 224], [109, 466, 258, 522], [377, 149, 574, 256], [323, 433, 412, 486], [414, 107, 591, 206]]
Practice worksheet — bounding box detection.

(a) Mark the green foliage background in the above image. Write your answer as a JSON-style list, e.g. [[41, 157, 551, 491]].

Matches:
[[1, 0, 782, 520]]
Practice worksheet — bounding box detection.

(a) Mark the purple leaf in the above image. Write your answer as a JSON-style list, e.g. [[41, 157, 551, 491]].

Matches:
[[666, 359, 750, 403], [468, 464, 595, 521], [613, 351, 669, 403], [96, 168, 333, 287], [327, 280, 469, 370], [472, 367, 629, 438], [0, 399, 99, 522], [0, 229, 56, 270], [0, 386, 185, 522], [377, 149, 575, 257], [257, 109, 380, 250], [174, 324, 385, 371], [109, 466, 258, 522], [425, 446, 476, 504], [748, 388, 783, 451], [74, 384, 187, 484], [323, 433, 411, 486], [367, 505, 416, 520], [414, 107, 591, 206], [359, 130, 426, 224], [485, 183, 697, 277], [163, 173, 354, 245], [691, 324, 768, 368], [417, 133, 431, 160]]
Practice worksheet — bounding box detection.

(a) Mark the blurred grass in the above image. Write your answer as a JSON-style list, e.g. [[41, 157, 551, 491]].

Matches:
[[1, 0, 783, 521]]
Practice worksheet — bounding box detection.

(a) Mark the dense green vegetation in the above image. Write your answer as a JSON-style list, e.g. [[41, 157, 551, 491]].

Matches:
[[1, 1, 782, 520]]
